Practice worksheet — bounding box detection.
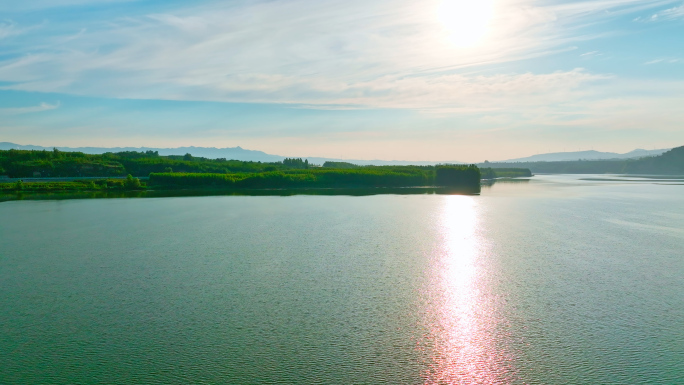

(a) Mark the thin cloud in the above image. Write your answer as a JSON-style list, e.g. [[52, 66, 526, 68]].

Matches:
[[0, 0, 679, 111], [580, 51, 601, 57], [0, 102, 60, 115], [645, 58, 681, 64], [0, 0, 136, 12], [655, 4, 684, 19], [0, 21, 18, 39], [635, 3, 684, 21], [0, 20, 31, 40]]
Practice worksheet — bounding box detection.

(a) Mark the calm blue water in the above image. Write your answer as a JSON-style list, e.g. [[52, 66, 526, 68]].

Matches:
[[1, 175, 682, 384]]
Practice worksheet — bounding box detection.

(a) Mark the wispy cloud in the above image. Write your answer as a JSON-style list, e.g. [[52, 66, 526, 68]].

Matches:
[[0, 20, 30, 40], [0, 0, 679, 111], [580, 50, 602, 58], [0, 0, 136, 12], [645, 58, 681, 64], [653, 4, 684, 19], [634, 3, 684, 21], [0, 102, 60, 114], [0, 21, 17, 39]]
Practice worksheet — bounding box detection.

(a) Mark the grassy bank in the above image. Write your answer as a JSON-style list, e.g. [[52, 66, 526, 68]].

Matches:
[[0, 175, 144, 192]]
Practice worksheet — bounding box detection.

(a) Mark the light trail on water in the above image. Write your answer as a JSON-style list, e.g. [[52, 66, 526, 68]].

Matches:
[[421, 196, 516, 384]]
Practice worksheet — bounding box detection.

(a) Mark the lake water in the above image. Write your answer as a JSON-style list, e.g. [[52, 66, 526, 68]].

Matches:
[[1, 175, 683, 384]]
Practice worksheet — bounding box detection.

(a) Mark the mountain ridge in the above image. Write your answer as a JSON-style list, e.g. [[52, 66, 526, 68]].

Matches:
[[0, 142, 670, 165], [0, 142, 282, 162], [498, 148, 669, 162], [0, 142, 458, 166]]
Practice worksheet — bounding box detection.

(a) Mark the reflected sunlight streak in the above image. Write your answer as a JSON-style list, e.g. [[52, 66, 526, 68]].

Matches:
[[422, 196, 513, 384]]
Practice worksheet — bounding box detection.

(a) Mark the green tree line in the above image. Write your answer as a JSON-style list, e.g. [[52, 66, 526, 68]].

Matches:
[[0, 175, 143, 192], [480, 168, 533, 179], [148, 165, 481, 190], [0, 149, 310, 178], [322, 161, 361, 169]]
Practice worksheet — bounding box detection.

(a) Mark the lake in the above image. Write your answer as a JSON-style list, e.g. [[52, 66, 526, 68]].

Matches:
[[1, 175, 683, 384]]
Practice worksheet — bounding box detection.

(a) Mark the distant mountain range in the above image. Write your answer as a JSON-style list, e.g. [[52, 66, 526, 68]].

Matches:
[[479, 146, 684, 175], [0, 142, 669, 165], [0, 142, 451, 166], [0, 142, 284, 163], [499, 148, 669, 163]]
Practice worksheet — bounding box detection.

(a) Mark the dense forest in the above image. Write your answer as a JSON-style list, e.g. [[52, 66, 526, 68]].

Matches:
[[480, 168, 532, 179], [0, 149, 309, 178], [0, 149, 529, 184], [0, 149, 543, 194], [148, 165, 481, 191], [322, 161, 361, 169], [2, 146, 679, 180], [622, 146, 684, 174], [480, 146, 684, 175], [0, 174, 142, 193], [0, 149, 504, 192]]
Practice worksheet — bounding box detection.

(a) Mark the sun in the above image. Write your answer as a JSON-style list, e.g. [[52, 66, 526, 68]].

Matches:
[[436, 0, 495, 48]]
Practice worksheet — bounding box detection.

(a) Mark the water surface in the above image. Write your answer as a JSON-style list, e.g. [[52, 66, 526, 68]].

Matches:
[[1, 175, 682, 384]]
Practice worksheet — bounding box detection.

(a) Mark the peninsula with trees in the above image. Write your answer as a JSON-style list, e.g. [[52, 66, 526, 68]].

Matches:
[[0, 148, 531, 196]]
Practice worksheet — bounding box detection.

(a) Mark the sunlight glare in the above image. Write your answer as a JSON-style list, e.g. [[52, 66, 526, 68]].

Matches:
[[436, 0, 495, 48], [421, 195, 514, 383]]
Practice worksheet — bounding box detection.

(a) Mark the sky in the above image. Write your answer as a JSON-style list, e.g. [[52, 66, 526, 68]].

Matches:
[[1, 0, 683, 162]]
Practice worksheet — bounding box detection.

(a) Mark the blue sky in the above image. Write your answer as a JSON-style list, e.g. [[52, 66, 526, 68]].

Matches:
[[1, 0, 683, 161]]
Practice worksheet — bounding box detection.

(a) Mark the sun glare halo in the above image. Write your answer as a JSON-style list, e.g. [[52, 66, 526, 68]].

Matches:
[[436, 0, 495, 48]]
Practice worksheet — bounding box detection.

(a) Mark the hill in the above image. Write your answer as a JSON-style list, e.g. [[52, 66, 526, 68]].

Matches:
[[623, 146, 684, 174], [480, 146, 684, 175], [499, 148, 669, 162]]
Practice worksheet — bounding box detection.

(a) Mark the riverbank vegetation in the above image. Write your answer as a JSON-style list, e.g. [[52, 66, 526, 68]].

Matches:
[[0, 175, 144, 192], [0, 148, 488, 192], [0, 149, 531, 183], [148, 165, 481, 191], [0, 148, 539, 194], [0, 149, 311, 178], [480, 168, 533, 179]]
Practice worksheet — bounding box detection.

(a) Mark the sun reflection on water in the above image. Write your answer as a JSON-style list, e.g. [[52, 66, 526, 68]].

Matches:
[[421, 195, 514, 384]]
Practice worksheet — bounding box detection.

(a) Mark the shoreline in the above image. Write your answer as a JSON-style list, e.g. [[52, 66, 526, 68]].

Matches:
[[0, 186, 484, 202]]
